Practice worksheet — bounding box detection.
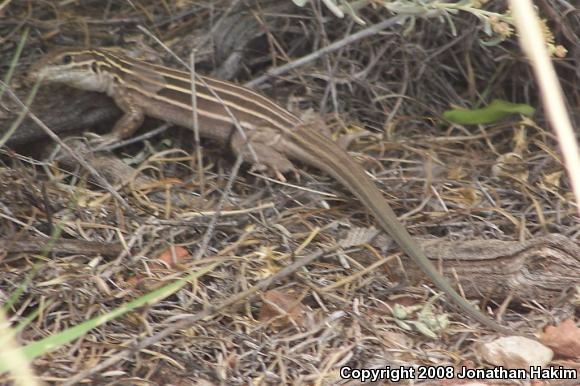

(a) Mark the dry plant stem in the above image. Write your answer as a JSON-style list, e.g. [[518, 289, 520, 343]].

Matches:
[[103, 123, 170, 151], [0, 237, 124, 257], [245, 15, 404, 87], [61, 246, 339, 386], [509, 0, 580, 215], [193, 153, 245, 261], [189, 50, 205, 194]]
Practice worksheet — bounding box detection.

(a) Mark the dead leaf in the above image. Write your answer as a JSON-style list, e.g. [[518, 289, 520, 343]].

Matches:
[[540, 319, 580, 358], [156, 245, 191, 268], [447, 165, 468, 180], [541, 171, 563, 189], [258, 289, 308, 329], [443, 186, 481, 207], [339, 226, 380, 248], [491, 152, 529, 181]]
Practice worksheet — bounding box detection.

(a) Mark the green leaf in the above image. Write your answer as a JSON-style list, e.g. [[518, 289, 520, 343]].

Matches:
[[443, 99, 535, 125]]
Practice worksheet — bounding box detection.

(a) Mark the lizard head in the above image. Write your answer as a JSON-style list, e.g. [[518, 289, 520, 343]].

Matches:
[[28, 48, 120, 93]]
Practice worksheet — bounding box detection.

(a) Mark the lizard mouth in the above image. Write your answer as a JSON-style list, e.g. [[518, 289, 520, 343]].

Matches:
[[25, 64, 59, 85]]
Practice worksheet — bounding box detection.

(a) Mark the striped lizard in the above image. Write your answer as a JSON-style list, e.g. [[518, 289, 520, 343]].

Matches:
[[30, 47, 511, 334]]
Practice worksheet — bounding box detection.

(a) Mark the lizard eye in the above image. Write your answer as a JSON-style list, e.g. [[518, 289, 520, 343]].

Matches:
[[91, 62, 98, 72], [62, 55, 72, 64]]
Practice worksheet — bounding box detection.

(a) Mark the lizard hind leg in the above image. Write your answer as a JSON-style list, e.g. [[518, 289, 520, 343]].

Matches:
[[229, 127, 296, 181]]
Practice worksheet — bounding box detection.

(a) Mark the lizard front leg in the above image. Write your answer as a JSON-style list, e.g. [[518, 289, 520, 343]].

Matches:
[[91, 88, 145, 148]]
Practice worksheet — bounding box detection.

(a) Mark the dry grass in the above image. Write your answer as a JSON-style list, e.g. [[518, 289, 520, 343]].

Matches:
[[0, 1, 578, 384]]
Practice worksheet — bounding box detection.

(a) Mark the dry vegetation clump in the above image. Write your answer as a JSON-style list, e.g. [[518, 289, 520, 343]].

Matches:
[[0, 1, 578, 384]]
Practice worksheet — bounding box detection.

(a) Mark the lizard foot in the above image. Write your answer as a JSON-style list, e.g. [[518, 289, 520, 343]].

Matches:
[[230, 127, 296, 182], [86, 132, 122, 152]]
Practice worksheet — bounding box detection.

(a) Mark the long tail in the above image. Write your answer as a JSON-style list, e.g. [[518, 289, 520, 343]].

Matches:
[[288, 126, 510, 334]]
